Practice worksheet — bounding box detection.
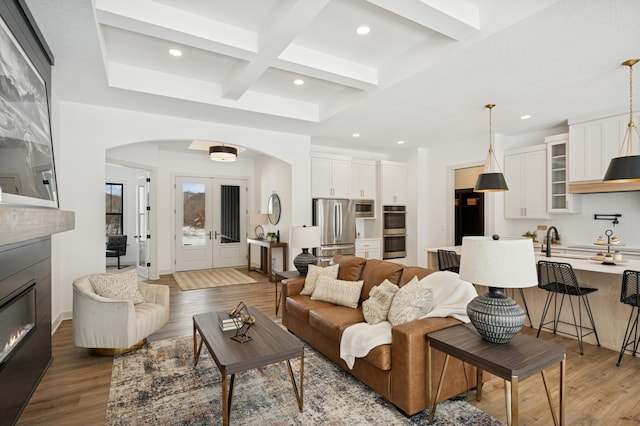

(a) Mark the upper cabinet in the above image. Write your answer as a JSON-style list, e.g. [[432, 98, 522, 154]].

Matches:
[[350, 160, 376, 200], [311, 154, 351, 198], [504, 145, 548, 219], [379, 161, 407, 205], [568, 113, 639, 182], [546, 133, 580, 213]]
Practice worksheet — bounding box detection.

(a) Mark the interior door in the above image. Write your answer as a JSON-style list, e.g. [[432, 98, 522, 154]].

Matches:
[[135, 173, 150, 278], [175, 176, 247, 271]]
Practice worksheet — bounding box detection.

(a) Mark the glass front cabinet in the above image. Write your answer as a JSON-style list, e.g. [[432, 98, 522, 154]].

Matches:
[[546, 133, 580, 214]]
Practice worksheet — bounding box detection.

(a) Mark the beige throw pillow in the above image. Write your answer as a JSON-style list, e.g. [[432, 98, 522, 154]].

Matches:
[[300, 263, 339, 296], [90, 269, 145, 304], [362, 280, 400, 324], [311, 275, 364, 309], [388, 276, 433, 326]]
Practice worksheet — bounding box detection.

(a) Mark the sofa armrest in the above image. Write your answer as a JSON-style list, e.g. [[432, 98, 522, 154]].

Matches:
[[281, 277, 305, 297]]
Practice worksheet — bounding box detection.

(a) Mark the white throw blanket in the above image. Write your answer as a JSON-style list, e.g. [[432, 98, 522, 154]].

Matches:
[[340, 271, 477, 369]]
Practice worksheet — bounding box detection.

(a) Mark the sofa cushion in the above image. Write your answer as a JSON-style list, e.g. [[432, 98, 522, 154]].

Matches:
[[311, 276, 364, 309], [89, 270, 145, 304], [359, 259, 403, 303], [399, 267, 435, 287], [309, 306, 364, 342], [300, 263, 339, 296], [388, 276, 434, 326], [334, 255, 367, 281], [286, 295, 335, 322], [362, 280, 399, 324]]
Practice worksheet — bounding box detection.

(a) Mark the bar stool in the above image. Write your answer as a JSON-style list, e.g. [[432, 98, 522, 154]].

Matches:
[[437, 249, 460, 273], [617, 270, 640, 366], [536, 260, 600, 355]]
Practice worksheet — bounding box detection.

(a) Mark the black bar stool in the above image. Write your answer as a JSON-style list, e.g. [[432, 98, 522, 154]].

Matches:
[[536, 260, 600, 355], [437, 249, 460, 273], [617, 270, 640, 366]]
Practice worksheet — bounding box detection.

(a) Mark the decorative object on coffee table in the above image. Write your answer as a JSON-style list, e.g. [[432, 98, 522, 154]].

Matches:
[[290, 225, 321, 275], [227, 302, 256, 343], [459, 235, 537, 344]]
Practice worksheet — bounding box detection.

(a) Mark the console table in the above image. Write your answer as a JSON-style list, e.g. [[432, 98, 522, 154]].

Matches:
[[247, 238, 287, 282], [427, 324, 566, 426]]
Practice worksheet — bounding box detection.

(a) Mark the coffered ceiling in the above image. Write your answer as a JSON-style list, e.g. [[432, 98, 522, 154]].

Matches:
[[25, 0, 640, 153]]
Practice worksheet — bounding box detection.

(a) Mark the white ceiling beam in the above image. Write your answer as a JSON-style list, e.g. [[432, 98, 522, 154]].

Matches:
[[366, 0, 479, 40]]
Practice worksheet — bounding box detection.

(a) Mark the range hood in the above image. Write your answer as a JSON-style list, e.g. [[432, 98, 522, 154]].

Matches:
[[569, 180, 640, 194]]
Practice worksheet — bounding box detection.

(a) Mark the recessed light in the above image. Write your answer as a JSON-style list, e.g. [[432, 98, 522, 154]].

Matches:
[[294, 79, 305, 86], [356, 26, 370, 35], [520, 114, 531, 120], [169, 48, 182, 57], [352, 133, 360, 138], [397, 140, 405, 145]]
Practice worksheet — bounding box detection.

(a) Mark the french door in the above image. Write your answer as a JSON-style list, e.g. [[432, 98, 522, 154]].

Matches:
[[175, 176, 247, 271], [135, 173, 150, 279]]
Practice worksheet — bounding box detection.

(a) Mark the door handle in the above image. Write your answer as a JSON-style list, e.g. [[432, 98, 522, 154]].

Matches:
[[208, 231, 212, 240]]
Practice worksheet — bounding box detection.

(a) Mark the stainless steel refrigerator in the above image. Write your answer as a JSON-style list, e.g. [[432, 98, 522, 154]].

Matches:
[[312, 198, 356, 260]]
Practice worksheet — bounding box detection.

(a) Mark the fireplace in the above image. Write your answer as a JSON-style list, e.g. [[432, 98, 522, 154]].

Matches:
[[0, 282, 36, 368]]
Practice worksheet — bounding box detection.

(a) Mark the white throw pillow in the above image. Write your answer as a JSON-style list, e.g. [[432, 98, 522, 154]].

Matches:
[[300, 263, 339, 296], [90, 270, 145, 304], [388, 276, 433, 326], [362, 280, 400, 324], [311, 275, 364, 309]]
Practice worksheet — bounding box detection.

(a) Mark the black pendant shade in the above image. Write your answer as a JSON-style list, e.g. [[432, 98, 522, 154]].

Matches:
[[603, 155, 640, 182], [474, 172, 509, 192]]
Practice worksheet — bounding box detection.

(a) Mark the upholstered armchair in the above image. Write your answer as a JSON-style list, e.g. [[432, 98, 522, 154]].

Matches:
[[72, 271, 170, 355]]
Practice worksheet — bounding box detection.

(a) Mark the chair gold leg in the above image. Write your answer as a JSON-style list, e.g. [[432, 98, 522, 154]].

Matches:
[[88, 338, 147, 356]]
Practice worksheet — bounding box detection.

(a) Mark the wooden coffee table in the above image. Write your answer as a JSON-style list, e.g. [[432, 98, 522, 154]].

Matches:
[[193, 306, 304, 426]]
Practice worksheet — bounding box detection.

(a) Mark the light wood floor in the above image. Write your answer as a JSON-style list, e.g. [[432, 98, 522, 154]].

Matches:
[[16, 270, 640, 425]]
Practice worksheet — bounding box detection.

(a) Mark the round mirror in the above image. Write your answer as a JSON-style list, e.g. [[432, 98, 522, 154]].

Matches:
[[268, 193, 281, 225]]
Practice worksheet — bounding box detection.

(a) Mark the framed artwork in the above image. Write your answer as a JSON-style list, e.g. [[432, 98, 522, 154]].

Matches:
[[0, 10, 58, 207]]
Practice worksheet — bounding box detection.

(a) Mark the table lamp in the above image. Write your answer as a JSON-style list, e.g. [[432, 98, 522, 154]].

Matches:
[[459, 235, 538, 344], [250, 213, 268, 239], [290, 225, 321, 275]]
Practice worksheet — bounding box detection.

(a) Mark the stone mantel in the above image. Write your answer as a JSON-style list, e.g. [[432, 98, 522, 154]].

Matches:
[[0, 206, 75, 246]]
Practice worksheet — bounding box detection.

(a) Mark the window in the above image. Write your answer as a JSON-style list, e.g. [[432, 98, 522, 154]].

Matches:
[[106, 183, 123, 235]]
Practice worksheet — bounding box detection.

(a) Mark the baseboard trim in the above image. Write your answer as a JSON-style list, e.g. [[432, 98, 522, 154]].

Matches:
[[52, 311, 72, 335]]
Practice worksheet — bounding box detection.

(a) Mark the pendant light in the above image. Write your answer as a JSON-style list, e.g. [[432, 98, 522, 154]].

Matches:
[[209, 144, 237, 162], [474, 103, 509, 192], [603, 59, 640, 182]]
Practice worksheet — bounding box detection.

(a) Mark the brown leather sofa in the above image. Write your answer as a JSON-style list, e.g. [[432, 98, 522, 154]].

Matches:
[[281, 255, 476, 416]]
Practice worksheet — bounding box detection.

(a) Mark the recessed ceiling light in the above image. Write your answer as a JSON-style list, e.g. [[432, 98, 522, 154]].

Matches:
[[520, 114, 532, 120], [169, 48, 182, 57], [294, 79, 305, 86], [397, 140, 405, 145], [352, 133, 360, 138], [356, 26, 370, 35]]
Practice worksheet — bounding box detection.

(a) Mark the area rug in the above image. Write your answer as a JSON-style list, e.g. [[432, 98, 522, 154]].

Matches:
[[106, 335, 504, 425], [173, 268, 257, 291]]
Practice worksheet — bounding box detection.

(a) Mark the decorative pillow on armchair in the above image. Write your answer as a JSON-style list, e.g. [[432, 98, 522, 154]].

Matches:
[[388, 276, 433, 326], [362, 280, 399, 324], [90, 269, 145, 304], [300, 263, 339, 296], [311, 275, 364, 309]]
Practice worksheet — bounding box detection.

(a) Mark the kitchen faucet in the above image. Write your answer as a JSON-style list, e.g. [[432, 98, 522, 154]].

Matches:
[[545, 226, 559, 257]]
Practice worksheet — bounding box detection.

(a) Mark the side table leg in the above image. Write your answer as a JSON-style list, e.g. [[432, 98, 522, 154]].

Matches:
[[504, 380, 512, 426], [541, 369, 559, 426], [509, 376, 519, 426], [476, 367, 484, 401], [560, 355, 566, 425], [429, 353, 450, 423]]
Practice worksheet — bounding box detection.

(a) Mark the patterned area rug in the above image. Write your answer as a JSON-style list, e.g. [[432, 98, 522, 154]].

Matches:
[[106, 335, 504, 425], [172, 268, 257, 291]]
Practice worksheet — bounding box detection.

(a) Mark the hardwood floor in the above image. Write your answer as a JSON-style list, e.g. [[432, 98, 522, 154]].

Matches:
[[16, 270, 640, 425]]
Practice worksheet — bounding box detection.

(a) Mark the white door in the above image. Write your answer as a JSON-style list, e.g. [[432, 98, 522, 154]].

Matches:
[[135, 173, 150, 279], [175, 176, 247, 271]]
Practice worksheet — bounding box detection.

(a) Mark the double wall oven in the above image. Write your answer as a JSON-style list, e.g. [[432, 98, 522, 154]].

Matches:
[[382, 205, 406, 259]]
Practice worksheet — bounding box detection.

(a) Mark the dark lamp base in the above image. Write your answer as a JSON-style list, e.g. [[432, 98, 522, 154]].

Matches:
[[467, 287, 525, 344], [293, 249, 317, 275]]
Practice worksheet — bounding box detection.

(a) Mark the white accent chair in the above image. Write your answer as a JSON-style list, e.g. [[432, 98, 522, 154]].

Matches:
[[72, 274, 170, 355]]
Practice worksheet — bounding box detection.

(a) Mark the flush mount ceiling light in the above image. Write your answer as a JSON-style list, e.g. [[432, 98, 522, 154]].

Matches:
[[603, 59, 640, 183], [352, 133, 360, 137], [209, 145, 237, 162], [474, 103, 509, 192], [356, 26, 370, 35], [294, 79, 305, 86], [397, 140, 405, 145], [168, 48, 182, 57]]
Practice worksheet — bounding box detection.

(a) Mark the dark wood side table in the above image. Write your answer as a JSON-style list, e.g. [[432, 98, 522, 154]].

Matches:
[[427, 324, 566, 426], [274, 270, 303, 315], [247, 238, 287, 282]]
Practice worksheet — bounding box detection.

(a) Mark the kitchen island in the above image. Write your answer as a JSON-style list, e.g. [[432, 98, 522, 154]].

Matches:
[[426, 246, 640, 354]]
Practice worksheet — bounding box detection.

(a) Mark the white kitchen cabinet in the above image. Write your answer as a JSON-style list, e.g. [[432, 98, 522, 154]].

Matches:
[[504, 145, 548, 219], [568, 113, 639, 182], [379, 161, 407, 205], [355, 238, 381, 260], [311, 154, 351, 198], [351, 160, 376, 200], [546, 133, 580, 213]]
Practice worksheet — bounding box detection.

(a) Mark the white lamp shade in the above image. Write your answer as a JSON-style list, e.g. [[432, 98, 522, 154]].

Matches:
[[250, 213, 268, 225], [290, 226, 321, 249], [459, 236, 537, 288]]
